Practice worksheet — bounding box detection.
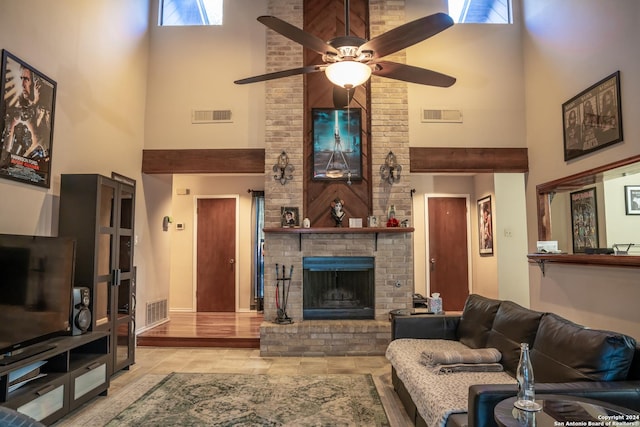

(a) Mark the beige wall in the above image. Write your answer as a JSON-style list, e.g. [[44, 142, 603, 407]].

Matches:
[[169, 175, 264, 311], [522, 0, 640, 339], [0, 0, 154, 330]]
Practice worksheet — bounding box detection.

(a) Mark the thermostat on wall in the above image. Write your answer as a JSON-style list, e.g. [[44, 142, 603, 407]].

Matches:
[[176, 223, 185, 230]]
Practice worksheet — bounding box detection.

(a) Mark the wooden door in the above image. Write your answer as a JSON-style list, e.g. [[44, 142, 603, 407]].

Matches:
[[196, 198, 236, 312], [427, 197, 469, 311]]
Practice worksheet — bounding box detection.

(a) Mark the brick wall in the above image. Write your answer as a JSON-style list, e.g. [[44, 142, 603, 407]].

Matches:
[[262, 0, 413, 356]]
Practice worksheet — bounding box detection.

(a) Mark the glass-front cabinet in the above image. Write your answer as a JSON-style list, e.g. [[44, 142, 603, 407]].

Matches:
[[59, 174, 136, 377]]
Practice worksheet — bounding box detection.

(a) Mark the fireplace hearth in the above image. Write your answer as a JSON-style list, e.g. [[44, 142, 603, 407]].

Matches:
[[302, 256, 375, 320]]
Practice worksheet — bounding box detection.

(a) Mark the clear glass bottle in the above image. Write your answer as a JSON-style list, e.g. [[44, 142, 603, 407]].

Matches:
[[515, 342, 541, 411]]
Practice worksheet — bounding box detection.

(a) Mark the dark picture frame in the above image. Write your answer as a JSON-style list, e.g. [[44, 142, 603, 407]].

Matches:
[[0, 50, 57, 188], [311, 108, 362, 181], [570, 187, 599, 253], [477, 195, 493, 255], [624, 185, 640, 215], [281, 206, 299, 227], [562, 71, 623, 161]]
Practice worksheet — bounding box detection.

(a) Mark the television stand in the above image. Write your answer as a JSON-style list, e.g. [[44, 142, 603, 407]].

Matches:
[[0, 344, 56, 366], [1, 332, 110, 425]]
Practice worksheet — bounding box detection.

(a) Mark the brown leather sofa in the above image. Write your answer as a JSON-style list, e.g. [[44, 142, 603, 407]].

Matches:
[[389, 294, 640, 427]]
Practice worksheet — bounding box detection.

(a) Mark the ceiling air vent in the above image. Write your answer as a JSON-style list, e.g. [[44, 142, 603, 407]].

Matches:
[[421, 108, 463, 123], [191, 109, 232, 124]]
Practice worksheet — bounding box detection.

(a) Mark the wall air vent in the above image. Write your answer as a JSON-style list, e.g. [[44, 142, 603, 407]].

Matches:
[[421, 108, 463, 123], [191, 109, 232, 124]]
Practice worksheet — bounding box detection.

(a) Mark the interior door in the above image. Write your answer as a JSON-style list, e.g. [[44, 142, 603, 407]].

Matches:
[[427, 197, 470, 311], [196, 198, 236, 312]]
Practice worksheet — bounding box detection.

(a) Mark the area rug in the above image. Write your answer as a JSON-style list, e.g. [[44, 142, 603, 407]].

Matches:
[[104, 373, 390, 426]]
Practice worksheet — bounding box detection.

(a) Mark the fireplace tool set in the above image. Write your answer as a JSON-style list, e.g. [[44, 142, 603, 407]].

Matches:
[[274, 264, 293, 324]]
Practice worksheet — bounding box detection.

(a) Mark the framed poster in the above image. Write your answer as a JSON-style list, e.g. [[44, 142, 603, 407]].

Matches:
[[562, 71, 623, 161], [0, 50, 57, 188], [311, 108, 362, 181], [281, 206, 299, 227], [625, 185, 640, 215], [570, 188, 599, 253], [478, 195, 493, 255]]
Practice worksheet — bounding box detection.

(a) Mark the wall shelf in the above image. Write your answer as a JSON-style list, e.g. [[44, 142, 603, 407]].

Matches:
[[264, 227, 414, 251], [527, 253, 640, 276]]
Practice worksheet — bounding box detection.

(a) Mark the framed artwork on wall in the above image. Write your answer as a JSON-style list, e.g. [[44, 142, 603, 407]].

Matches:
[[570, 187, 599, 253], [281, 206, 299, 228], [477, 195, 493, 255], [562, 71, 623, 161], [625, 185, 640, 215], [0, 50, 57, 188], [311, 108, 362, 182]]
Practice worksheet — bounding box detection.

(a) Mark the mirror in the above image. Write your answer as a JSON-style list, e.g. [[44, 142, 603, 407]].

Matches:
[[536, 155, 640, 255]]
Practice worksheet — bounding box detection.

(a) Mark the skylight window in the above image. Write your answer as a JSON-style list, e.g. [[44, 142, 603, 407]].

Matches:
[[448, 0, 511, 24], [159, 0, 223, 26]]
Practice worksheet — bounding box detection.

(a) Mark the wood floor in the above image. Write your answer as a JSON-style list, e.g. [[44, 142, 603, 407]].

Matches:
[[136, 311, 263, 348]]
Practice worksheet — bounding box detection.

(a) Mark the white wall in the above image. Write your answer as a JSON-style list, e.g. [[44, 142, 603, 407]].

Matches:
[[522, 0, 640, 339]]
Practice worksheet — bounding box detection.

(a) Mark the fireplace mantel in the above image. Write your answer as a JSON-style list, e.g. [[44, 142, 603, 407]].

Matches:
[[264, 227, 414, 251]]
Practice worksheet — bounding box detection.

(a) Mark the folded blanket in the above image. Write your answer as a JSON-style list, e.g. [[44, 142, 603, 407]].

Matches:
[[420, 347, 502, 366], [432, 362, 504, 375]]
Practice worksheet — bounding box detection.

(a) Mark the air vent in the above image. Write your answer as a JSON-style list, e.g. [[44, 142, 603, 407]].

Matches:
[[421, 108, 463, 123], [191, 109, 232, 124], [146, 299, 168, 326]]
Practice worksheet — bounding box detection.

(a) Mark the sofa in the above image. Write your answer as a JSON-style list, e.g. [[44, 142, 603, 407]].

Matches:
[[386, 294, 640, 427]]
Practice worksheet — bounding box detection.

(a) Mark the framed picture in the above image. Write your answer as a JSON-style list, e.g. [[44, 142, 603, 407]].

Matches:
[[562, 71, 623, 161], [0, 50, 57, 188], [311, 108, 362, 181], [625, 185, 640, 215], [477, 196, 493, 255], [281, 206, 299, 227], [570, 188, 599, 253]]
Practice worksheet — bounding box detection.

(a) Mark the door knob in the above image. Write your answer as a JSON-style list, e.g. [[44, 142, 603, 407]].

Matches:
[[430, 258, 436, 271], [229, 258, 235, 264]]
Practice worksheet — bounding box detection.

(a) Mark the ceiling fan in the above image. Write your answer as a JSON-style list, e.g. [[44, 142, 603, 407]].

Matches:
[[234, 1, 457, 101]]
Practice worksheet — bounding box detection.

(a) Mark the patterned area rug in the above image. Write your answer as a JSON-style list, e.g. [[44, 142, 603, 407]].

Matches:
[[104, 373, 390, 426]]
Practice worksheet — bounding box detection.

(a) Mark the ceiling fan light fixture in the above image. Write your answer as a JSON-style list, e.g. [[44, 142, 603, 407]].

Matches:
[[325, 61, 372, 89]]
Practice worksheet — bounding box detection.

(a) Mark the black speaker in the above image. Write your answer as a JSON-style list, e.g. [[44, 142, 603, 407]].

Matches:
[[72, 287, 92, 335]]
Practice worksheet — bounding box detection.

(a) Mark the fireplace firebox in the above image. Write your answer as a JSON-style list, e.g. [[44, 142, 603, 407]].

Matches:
[[302, 257, 375, 320]]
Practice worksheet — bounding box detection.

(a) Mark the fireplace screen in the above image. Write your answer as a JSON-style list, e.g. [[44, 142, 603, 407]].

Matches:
[[303, 257, 374, 320]]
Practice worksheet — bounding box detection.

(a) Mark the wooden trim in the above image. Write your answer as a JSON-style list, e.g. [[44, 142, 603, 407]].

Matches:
[[527, 253, 640, 269], [409, 147, 528, 173], [142, 149, 265, 174]]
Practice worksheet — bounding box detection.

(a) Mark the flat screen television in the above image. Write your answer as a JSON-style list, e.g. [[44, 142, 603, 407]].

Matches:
[[0, 234, 75, 363]]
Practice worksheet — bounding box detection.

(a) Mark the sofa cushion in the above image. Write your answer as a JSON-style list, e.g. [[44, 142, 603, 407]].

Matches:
[[456, 294, 501, 349], [486, 300, 543, 376], [531, 313, 637, 382]]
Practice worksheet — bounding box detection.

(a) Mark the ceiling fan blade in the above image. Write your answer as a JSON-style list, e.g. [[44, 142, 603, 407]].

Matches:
[[235, 65, 323, 85], [372, 61, 456, 87], [332, 86, 355, 108], [257, 16, 339, 56], [358, 12, 454, 60]]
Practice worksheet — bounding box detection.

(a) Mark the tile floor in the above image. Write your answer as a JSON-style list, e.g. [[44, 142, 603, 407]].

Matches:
[[56, 346, 413, 426]]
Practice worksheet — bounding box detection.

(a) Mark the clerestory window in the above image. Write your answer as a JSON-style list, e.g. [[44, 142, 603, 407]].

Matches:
[[448, 0, 512, 24], [159, 0, 223, 26]]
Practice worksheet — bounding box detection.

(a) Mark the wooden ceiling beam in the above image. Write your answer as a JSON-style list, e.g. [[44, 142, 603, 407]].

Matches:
[[141, 147, 528, 174], [410, 147, 528, 173], [142, 149, 265, 174]]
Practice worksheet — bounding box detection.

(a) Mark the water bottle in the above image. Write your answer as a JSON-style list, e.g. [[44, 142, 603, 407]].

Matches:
[[515, 342, 541, 411]]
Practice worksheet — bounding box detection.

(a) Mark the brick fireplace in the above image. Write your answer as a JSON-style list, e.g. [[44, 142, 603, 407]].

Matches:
[[260, 0, 414, 356]]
